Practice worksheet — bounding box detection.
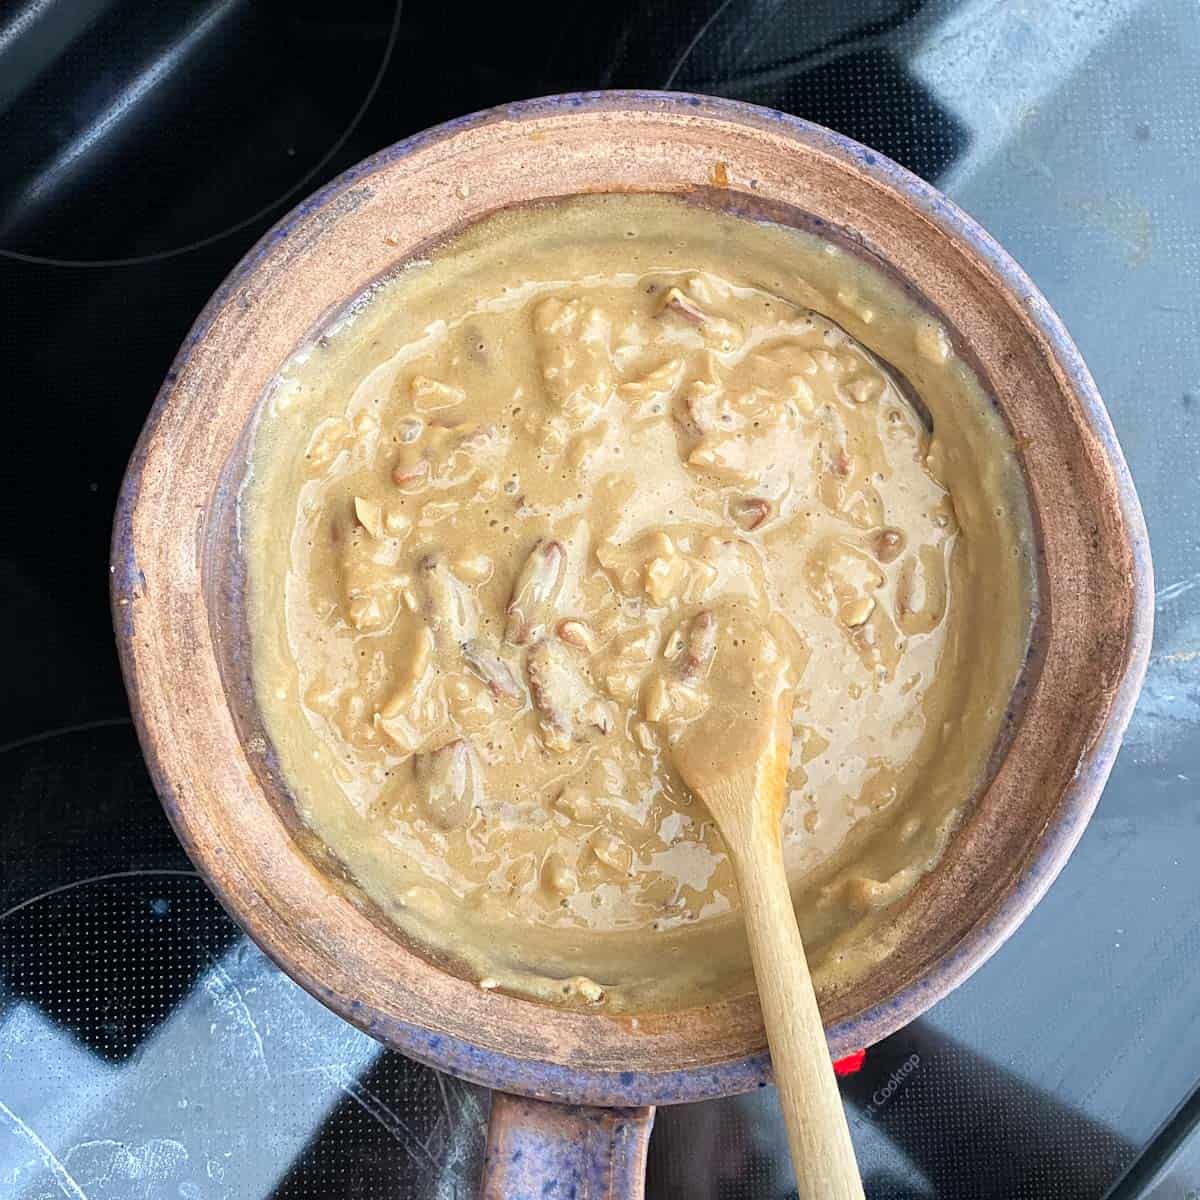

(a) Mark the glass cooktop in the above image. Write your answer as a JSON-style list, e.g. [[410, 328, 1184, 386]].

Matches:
[[2, 1, 1197, 1196]]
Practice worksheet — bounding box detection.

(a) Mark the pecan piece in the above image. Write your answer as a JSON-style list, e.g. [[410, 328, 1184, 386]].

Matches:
[[617, 357, 685, 421], [410, 375, 466, 413], [391, 446, 429, 488], [868, 527, 905, 563], [657, 286, 706, 324], [541, 852, 577, 897], [413, 738, 481, 830], [417, 553, 478, 649], [505, 538, 566, 645], [656, 287, 742, 350], [526, 639, 615, 752], [731, 497, 771, 532], [556, 619, 596, 653], [840, 597, 876, 628], [462, 640, 523, 704], [678, 610, 717, 684]]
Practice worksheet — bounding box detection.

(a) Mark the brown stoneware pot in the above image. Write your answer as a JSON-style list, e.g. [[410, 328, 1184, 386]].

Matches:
[[112, 92, 1153, 1198]]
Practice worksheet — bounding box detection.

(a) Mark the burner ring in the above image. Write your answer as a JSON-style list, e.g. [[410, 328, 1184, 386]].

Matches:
[[0, 2, 402, 268]]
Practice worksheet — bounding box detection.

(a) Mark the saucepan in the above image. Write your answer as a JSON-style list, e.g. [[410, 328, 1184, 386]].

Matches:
[[111, 92, 1152, 1197]]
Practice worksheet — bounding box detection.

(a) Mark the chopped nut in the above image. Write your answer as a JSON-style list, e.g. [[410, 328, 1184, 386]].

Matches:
[[418, 553, 478, 648], [573, 977, 606, 1004], [541, 852, 577, 896], [853, 623, 878, 650], [602, 669, 641, 702], [413, 739, 481, 830], [454, 553, 494, 583], [840, 596, 876, 627], [555, 788, 598, 823], [617, 358, 685, 419], [305, 417, 350, 470], [687, 553, 719, 597], [410, 375, 466, 412], [348, 596, 384, 630], [662, 628, 684, 659], [656, 287, 743, 351], [607, 625, 660, 663], [391, 448, 429, 488], [379, 627, 434, 717], [686, 434, 754, 483], [448, 422, 496, 454], [642, 675, 671, 722], [868, 527, 905, 563], [843, 374, 884, 405], [633, 530, 669, 559], [731, 497, 771, 532], [678, 610, 717, 683], [644, 555, 685, 606], [437, 416, 482, 445], [383, 508, 411, 537], [590, 830, 633, 875], [353, 496, 383, 539], [633, 721, 658, 753], [532, 296, 613, 425], [556, 619, 596, 653], [786, 374, 815, 414], [684, 378, 728, 434], [579, 697, 616, 735], [462, 640, 523, 704], [504, 855, 537, 892], [686, 272, 733, 305], [526, 639, 615, 752], [419, 498, 461, 525], [505, 539, 566, 645], [375, 711, 432, 759], [336, 513, 409, 631], [352, 411, 379, 439], [449, 680, 497, 732], [566, 421, 610, 469], [657, 286, 706, 324]]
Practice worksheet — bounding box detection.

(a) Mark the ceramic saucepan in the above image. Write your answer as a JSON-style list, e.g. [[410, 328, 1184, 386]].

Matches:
[[112, 92, 1152, 1197]]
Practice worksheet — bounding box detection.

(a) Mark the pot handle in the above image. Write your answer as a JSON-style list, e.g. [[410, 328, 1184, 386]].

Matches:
[[479, 1091, 655, 1200]]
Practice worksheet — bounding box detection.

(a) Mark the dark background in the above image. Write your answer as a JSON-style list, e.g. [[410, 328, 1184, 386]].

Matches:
[[1, 1, 1197, 1196]]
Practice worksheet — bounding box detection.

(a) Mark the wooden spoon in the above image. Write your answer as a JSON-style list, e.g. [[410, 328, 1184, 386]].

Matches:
[[668, 610, 864, 1200]]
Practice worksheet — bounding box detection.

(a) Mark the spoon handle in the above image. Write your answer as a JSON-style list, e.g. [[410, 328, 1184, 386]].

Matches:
[[734, 838, 864, 1200]]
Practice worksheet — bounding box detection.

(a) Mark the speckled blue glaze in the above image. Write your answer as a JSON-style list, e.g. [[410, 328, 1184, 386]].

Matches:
[[112, 91, 1153, 1110], [480, 1093, 653, 1197]]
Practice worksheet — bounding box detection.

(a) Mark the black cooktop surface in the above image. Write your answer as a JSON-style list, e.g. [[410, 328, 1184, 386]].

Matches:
[[2, 2, 1198, 1197]]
